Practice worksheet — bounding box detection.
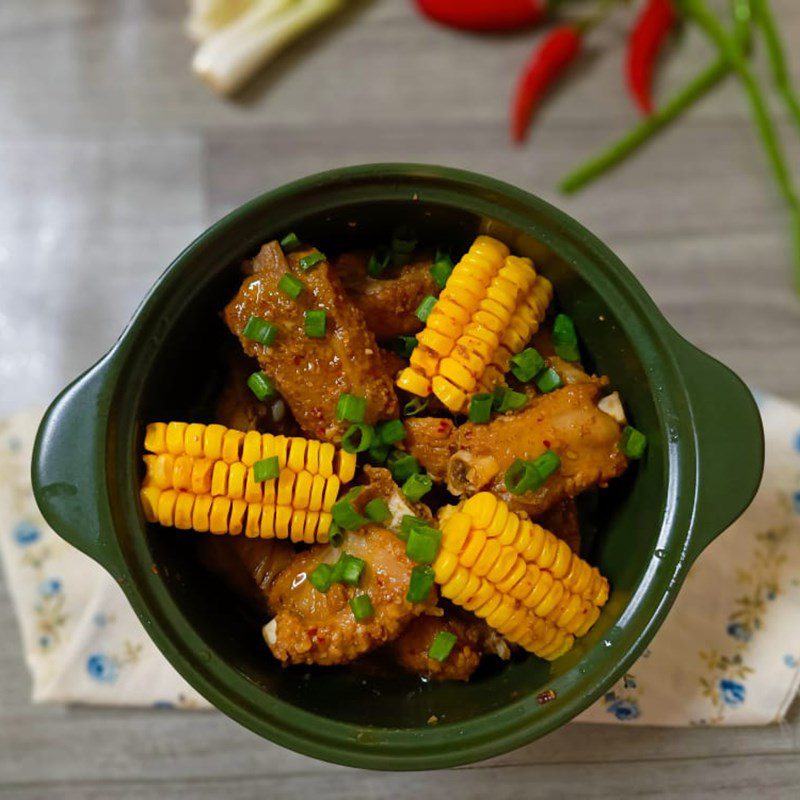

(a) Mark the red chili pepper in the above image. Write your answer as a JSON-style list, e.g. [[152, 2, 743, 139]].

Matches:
[[511, 25, 583, 144], [414, 0, 548, 32], [626, 0, 677, 115]]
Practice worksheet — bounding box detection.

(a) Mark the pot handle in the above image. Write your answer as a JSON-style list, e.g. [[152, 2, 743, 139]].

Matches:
[[675, 338, 764, 563], [31, 355, 117, 572]]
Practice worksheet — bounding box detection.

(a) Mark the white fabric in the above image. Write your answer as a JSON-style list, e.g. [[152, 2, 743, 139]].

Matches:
[[1, 395, 798, 723]]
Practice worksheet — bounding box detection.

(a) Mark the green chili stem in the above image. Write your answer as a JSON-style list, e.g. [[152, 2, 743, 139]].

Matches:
[[676, 0, 800, 293], [751, 0, 800, 133], [560, 2, 752, 195]]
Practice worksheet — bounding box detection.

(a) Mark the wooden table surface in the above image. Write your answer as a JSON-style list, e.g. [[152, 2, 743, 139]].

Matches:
[[1, 1, 799, 797]]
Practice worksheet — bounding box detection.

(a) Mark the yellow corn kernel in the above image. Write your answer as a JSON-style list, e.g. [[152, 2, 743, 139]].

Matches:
[[303, 511, 320, 544], [204, 424, 225, 460], [222, 429, 244, 463], [277, 470, 296, 506], [245, 503, 262, 538], [260, 505, 276, 538], [173, 456, 193, 492], [152, 454, 175, 490], [191, 459, 214, 495], [337, 450, 357, 483], [417, 328, 455, 357], [427, 311, 462, 339], [410, 347, 439, 378], [290, 509, 306, 543], [262, 476, 276, 505], [473, 307, 507, 333], [275, 506, 292, 539], [166, 423, 188, 455], [438, 357, 476, 393], [227, 462, 247, 499], [211, 461, 229, 497], [144, 423, 168, 454], [317, 512, 333, 542], [305, 439, 320, 474], [157, 489, 179, 527], [318, 443, 335, 478], [288, 438, 307, 472], [397, 368, 432, 397], [229, 498, 247, 536], [293, 471, 312, 509], [432, 494, 609, 658], [140, 486, 161, 522], [431, 375, 467, 412], [449, 344, 485, 377], [209, 497, 231, 534], [272, 436, 289, 469], [193, 495, 212, 533], [242, 431, 263, 466], [185, 424, 206, 458], [434, 297, 471, 325], [172, 492, 195, 530], [244, 468, 263, 504], [309, 474, 326, 512], [322, 476, 341, 512]]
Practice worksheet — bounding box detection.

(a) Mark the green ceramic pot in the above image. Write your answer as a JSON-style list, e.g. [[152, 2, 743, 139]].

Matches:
[[31, 164, 763, 770]]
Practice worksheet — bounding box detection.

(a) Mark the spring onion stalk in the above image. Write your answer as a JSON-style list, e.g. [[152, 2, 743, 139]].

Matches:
[[675, 0, 800, 293], [193, 0, 346, 95], [185, 0, 259, 42], [560, 1, 753, 194]]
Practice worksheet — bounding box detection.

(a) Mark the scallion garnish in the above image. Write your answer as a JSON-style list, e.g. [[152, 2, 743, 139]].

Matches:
[[387, 450, 421, 483], [406, 525, 441, 564], [309, 563, 333, 593], [367, 440, 391, 464], [430, 251, 454, 289], [299, 250, 326, 271], [416, 295, 437, 323], [304, 309, 327, 339], [402, 472, 432, 503], [553, 313, 580, 362], [532, 449, 561, 481], [536, 367, 563, 394], [364, 497, 390, 523], [247, 371, 276, 401], [509, 347, 546, 382], [367, 246, 391, 278], [336, 393, 367, 423], [391, 225, 417, 267], [242, 315, 278, 346], [253, 455, 280, 483], [403, 397, 429, 417], [278, 272, 303, 299], [279, 232, 301, 252], [329, 522, 344, 548], [468, 393, 493, 423], [494, 387, 528, 414], [406, 565, 436, 603], [377, 418, 406, 445], [620, 425, 647, 459], [428, 630, 457, 662], [388, 335, 418, 359], [342, 423, 375, 454], [331, 488, 368, 530], [350, 594, 374, 621], [504, 458, 541, 495], [337, 553, 366, 586]]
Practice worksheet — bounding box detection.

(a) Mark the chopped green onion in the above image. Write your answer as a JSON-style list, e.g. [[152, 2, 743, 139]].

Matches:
[[367, 246, 391, 278], [309, 563, 333, 593], [400, 515, 429, 541], [553, 314, 580, 362], [279, 232, 301, 252], [253, 456, 280, 483], [430, 253, 454, 289], [402, 472, 432, 503], [403, 397, 429, 417], [406, 525, 441, 564], [504, 458, 542, 495], [416, 295, 437, 323], [350, 594, 374, 621], [391, 225, 417, 267], [510, 347, 546, 382], [533, 449, 561, 481], [406, 565, 436, 603], [428, 630, 457, 662], [247, 371, 276, 401], [387, 450, 421, 483], [329, 523, 344, 548], [338, 553, 366, 586], [367, 440, 391, 464], [364, 497, 390, 523], [242, 315, 278, 346], [495, 387, 529, 414], [304, 309, 327, 338], [331, 488, 368, 530], [620, 426, 647, 459], [536, 367, 563, 394], [336, 393, 366, 423], [342, 423, 374, 454], [377, 418, 406, 445], [299, 250, 326, 271], [278, 272, 303, 299], [468, 393, 493, 423], [388, 335, 418, 359]]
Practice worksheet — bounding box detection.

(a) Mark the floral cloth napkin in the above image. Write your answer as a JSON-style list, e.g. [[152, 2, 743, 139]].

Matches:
[[1, 395, 799, 724]]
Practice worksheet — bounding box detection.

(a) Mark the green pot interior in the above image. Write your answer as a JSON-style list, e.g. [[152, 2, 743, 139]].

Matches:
[[122, 193, 668, 730]]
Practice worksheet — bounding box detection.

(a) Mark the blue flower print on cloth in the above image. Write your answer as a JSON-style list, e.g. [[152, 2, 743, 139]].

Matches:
[[719, 679, 746, 707], [13, 521, 40, 547], [607, 698, 640, 721], [38, 578, 62, 598], [726, 622, 752, 643], [86, 653, 119, 684]]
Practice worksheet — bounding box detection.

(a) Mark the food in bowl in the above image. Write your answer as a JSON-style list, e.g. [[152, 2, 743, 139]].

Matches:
[[138, 231, 645, 681]]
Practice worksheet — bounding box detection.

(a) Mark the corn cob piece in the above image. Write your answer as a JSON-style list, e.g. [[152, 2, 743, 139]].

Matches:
[[140, 422, 354, 542], [396, 236, 552, 412], [432, 493, 608, 660]]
